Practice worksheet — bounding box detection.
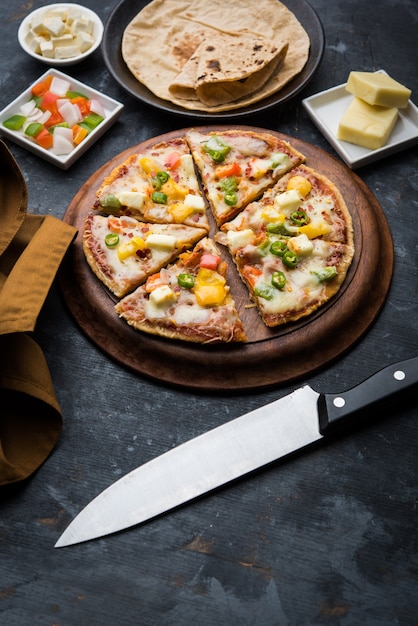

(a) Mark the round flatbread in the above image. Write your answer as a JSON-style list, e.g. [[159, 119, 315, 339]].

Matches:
[[121, 0, 310, 112], [169, 33, 289, 107]]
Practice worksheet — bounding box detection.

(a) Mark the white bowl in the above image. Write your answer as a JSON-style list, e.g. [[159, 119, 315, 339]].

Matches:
[[18, 3, 103, 67]]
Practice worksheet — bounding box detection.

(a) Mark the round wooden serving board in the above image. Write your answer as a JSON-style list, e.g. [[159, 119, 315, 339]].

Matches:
[[60, 126, 393, 391]]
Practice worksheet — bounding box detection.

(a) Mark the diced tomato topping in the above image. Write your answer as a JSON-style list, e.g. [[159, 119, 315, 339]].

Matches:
[[34, 128, 53, 150], [145, 273, 165, 292], [40, 91, 59, 111], [242, 265, 262, 286], [44, 106, 64, 128], [200, 253, 221, 270], [164, 152, 182, 170], [107, 216, 136, 233], [107, 216, 122, 232], [215, 162, 242, 179]]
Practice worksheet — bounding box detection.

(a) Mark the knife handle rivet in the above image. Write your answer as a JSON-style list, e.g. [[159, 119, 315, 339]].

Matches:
[[394, 370, 406, 381], [333, 397, 345, 408]]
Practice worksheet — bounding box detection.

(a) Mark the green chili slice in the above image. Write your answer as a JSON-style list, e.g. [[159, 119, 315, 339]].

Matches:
[[178, 273, 195, 289], [105, 233, 119, 248], [271, 271, 286, 290], [270, 240, 287, 257], [282, 249, 298, 268], [151, 191, 168, 204], [312, 266, 338, 282], [290, 209, 309, 226], [152, 171, 170, 189], [224, 192, 238, 206]]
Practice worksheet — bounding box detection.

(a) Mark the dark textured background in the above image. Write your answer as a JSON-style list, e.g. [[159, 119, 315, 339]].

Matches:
[[1, 1, 418, 624]]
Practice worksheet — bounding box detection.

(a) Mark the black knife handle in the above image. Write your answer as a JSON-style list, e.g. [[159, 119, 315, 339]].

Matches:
[[318, 356, 418, 435]]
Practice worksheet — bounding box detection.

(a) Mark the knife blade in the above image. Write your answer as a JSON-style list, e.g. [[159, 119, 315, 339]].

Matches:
[[55, 356, 417, 548]]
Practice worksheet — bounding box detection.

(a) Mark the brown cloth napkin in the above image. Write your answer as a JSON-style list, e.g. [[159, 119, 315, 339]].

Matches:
[[0, 140, 76, 486]]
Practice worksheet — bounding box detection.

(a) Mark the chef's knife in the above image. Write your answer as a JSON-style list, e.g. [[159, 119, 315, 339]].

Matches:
[[55, 356, 417, 548]]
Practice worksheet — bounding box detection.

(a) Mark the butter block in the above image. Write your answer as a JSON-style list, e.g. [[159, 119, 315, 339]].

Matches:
[[346, 71, 411, 109], [337, 97, 398, 150]]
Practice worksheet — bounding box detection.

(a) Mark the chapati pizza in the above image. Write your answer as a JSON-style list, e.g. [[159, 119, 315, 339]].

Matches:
[[82, 128, 355, 343]]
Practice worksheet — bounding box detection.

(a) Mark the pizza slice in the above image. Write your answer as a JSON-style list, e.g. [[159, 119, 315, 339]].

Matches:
[[261, 164, 355, 245], [216, 167, 355, 327], [185, 128, 305, 226], [83, 213, 207, 298], [93, 137, 210, 231], [115, 238, 247, 343]]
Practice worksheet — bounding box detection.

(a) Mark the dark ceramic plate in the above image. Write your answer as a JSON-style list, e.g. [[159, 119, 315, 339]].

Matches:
[[102, 0, 325, 119]]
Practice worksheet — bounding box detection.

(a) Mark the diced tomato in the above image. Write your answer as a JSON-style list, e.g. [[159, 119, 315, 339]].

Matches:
[[214, 162, 242, 179], [107, 216, 122, 232], [107, 216, 139, 232], [164, 152, 182, 170], [44, 106, 64, 128], [31, 76, 53, 97], [40, 91, 59, 111], [242, 265, 262, 286], [145, 273, 165, 292], [200, 253, 221, 271], [34, 128, 53, 150], [70, 96, 90, 117]]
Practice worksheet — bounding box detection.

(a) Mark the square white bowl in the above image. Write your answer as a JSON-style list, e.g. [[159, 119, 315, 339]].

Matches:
[[0, 68, 124, 169], [302, 70, 418, 168]]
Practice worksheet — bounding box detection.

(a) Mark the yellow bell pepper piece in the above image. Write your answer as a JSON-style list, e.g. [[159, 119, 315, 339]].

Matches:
[[168, 202, 195, 223], [139, 157, 159, 175], [117, 236, 146, 261], [131, 236, 147, 249], [298, 221, 332, 239], [161, 178, 189, 201], [261, 207, 286, 223], [286, 175, 312, 197], [194, 268, 226, 307]]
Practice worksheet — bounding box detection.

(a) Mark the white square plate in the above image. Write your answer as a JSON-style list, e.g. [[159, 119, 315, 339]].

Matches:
[[302, 70, 418, 168], [0, 68, 124, 169]]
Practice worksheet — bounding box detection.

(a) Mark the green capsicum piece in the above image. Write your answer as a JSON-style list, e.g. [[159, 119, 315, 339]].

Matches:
[[203, 136, 231, 162], [3, 114, 26, 130], [312, 266, 338, 282]]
